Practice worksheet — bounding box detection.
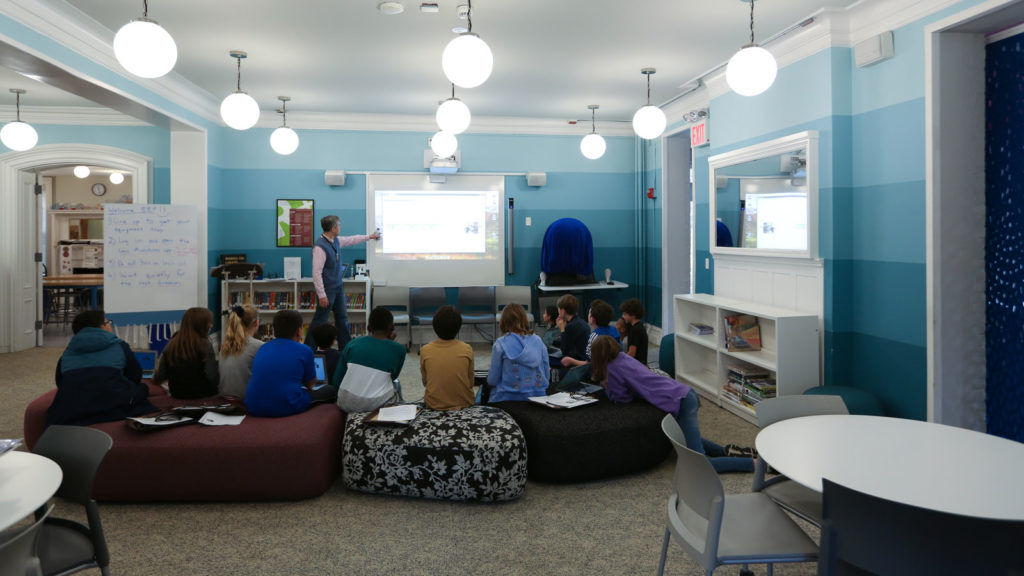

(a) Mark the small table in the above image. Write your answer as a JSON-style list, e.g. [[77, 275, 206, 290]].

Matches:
[[43, 274, 104, 325], [756, 415, 1024, 520], [0, 451, 63, 531], [537, 281, 629, 315]]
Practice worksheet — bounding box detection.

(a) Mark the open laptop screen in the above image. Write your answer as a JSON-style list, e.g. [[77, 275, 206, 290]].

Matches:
[[313, 354, 327, 385], [134, 350, 157, 379]]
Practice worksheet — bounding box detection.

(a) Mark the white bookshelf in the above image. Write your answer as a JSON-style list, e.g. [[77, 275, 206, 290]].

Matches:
[[673, 293, 819, 424], [221, 276, 371, 338]]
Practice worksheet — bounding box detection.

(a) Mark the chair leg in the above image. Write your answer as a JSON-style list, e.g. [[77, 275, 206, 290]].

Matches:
[[656, 528, 670, 576]]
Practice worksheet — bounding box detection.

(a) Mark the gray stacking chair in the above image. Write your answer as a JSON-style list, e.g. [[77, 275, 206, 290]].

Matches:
[[818, 478, 1024, 575], [495, 286, 534, 327], [657, 415, 818, 576], [32, 425, 113, 576], [373, 286, 411, 349], [457, 286, 496, 342], [409, 287, 446, 352], [0, 504, 52, 576], [753, 395, 848, 526]]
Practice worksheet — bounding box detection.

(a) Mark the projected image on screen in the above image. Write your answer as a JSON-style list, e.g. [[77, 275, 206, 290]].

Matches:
[[374, 190, 500, 260], [741, 192, 807, 250]]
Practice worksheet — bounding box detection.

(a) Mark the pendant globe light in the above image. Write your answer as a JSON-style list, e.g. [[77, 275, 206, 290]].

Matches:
[[109, 172, 125, 185], [632, 68, 667, 140], [436, 84, 471, 134], [725, 0, 777, 97], [579, 105, 606, 160], [430, 130, 458, 158], [1, 89, 38, 151], [74, 165, 91, 179], [270, 96, 299, 155], [220, 51, 260, 130], [113, 0, 177, 79], [442, 0, 493, 89]]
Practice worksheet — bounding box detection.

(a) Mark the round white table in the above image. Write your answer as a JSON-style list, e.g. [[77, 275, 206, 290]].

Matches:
[[756, 414, 1024, 520], [0, 451, 63, 531]]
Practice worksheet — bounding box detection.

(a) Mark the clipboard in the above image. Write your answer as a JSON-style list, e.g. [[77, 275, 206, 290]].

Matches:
[[364, 405, 421, 425]]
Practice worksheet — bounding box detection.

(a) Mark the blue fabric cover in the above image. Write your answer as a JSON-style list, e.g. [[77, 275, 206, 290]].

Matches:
[[541, 218, 594, 277]]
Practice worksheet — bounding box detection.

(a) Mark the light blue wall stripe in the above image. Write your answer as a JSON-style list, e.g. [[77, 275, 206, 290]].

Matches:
[[851, 98, 926, 187], [851, 181, 926, 263]]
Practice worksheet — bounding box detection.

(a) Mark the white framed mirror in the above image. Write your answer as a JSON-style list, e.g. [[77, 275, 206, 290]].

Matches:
[[709, 130, 818, 259]]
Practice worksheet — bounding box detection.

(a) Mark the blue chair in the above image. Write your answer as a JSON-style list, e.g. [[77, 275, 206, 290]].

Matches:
[[457, 286, 496, 342], [409, 287, 446, 352], [658, 333, 674, 374]]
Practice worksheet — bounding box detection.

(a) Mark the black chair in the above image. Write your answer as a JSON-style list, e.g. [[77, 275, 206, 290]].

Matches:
[[32, 426, 114, 576], [818, 478, 1024, 576], [457, 286, 496, 342], [0, 504, 52, 576], [409, 287, 446, 352]]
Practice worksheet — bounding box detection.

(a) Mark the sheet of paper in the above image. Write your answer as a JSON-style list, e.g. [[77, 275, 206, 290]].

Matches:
[[127, 416, 194, 426], [532, 392, 598, 409], [199, 412, 246, 426], [378, 404, 418, 422]]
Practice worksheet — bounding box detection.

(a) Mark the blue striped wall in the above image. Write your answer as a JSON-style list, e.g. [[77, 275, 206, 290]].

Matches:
[[206, 128, 643, 317]]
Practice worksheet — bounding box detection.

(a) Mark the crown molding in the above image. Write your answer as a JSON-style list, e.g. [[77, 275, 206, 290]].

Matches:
[[0, 105, 146, 126], [268, 112, 639, 137], [846, 0, 961, 45]]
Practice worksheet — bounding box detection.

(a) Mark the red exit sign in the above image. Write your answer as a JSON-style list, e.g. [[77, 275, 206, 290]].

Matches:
[[690, 120, 708, 148]]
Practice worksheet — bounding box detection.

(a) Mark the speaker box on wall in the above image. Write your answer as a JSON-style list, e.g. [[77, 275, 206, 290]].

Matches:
[[526, 172, 547, 187], [324, 170, 346, 186]]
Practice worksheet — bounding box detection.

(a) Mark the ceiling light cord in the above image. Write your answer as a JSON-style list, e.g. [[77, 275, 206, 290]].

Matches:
[[14, 91, 21, 122], [235, 56, 242, 92], [750, 0, 756, 44], [279, 99, 288, 127], [590, 106, 597, 134], [466, 0, 473, 33], [646, 72, 652, 105]]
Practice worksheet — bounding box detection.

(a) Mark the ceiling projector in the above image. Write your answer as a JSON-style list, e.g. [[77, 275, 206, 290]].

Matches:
[[429, 157, 458, 174]]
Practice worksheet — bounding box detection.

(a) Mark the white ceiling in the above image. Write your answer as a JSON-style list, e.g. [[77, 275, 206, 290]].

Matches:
[[12, 0, 859, 125]]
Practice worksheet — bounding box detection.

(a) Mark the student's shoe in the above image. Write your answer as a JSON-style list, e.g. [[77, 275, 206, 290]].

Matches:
[[725, 444, 758, 458]]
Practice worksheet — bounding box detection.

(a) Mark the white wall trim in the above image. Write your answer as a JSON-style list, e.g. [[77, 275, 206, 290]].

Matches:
[[0, 143, 151, 353], [0, 105, 146, 126]]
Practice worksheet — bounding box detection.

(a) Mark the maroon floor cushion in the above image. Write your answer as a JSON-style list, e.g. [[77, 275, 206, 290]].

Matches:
[[24, 384, 345, 502]]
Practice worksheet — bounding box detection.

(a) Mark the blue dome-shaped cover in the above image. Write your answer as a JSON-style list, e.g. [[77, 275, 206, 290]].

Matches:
[[541, 218, 594, 286]]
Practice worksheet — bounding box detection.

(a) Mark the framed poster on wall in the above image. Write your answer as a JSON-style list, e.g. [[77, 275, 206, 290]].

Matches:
[[276, 199, 314, 247]]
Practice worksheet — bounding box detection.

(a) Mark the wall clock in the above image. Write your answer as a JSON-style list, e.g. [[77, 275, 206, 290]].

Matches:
[[91, 183, 106, 196]]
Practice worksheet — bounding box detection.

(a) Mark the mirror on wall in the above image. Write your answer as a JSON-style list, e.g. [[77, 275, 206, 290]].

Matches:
[[709, 131, 818, 259]]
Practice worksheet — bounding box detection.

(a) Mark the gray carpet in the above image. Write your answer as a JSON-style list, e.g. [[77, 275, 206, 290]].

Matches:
[[1, 344, 819, 575]]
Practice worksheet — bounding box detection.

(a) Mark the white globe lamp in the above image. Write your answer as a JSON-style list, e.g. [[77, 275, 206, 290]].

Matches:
[[726, 45, 777, 96], [632, 105, 667, 140], [109, 172, 125, 185], [74, 165, 91, 179], [436, 97, 471, 134], [1, 121, 37, 151], [113, 18, 177, 79], [270, 127, 299, 155], [442, 33, 493, 89], [580, 134, 606, 160], [221, 92, 260, 130], [430, 130, 458, 158]]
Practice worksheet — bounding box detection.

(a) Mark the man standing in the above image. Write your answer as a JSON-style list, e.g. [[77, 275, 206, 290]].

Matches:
[[305, 214, 379, 350]]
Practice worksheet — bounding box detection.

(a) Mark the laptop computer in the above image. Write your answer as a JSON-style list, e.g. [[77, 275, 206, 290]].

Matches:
[[312, 354, 328, 389], [556, 363, 603, 394], [134, 350, 158, 380]]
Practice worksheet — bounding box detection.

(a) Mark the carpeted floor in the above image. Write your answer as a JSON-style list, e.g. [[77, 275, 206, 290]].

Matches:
[[1, 343, 820, 575]]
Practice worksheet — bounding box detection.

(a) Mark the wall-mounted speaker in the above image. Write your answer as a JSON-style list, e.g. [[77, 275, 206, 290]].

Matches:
[[526, 172, 547, 187], [324, 170, 346, 187], [855, 31, 894, 68]]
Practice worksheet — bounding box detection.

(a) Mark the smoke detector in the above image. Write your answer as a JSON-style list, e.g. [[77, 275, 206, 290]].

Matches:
[[378, 2, 404, 15]]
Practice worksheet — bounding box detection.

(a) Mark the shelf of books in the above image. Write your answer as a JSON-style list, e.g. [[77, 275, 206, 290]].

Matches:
[[221, 277, 371, 340], [674, 293, 819, 424], [342, 277, 371, 337]]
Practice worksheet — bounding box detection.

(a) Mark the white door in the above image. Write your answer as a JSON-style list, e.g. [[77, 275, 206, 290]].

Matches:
[[16, 170, 40, 350]]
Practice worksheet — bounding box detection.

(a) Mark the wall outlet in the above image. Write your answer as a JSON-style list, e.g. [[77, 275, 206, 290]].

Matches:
[[525, 217, 532, 226], [705, 258, 710, 269]]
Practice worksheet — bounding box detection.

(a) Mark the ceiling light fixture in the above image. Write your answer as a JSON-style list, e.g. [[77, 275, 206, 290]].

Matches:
[[430, 130, 458, 158], [220, 51, 260, 130], [442, 0, 492, 89], [74, 165, 91, 179], [632, 68, 667, 140], [726, 0, 777, 96], [113, 0, 177, 79], [109, 172, 125, 185], [580, 105, 606, 160], [1, 89, 38, 151], [270, 96, 299, 155], [436, 84, 471, 134], [378, 2, 404, 15]]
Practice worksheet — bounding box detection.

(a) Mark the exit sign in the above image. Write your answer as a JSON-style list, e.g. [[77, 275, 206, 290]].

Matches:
[[690, 120, 708, 148]]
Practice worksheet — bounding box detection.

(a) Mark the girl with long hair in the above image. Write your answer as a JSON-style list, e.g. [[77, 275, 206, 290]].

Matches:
[[486, 302, 549, 402], [154, 307, 219, 399], [589, 335, 753, 473], [218, 305, 262, 398]]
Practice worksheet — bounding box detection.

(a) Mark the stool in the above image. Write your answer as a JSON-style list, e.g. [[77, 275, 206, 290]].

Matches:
[[342, 405, 527, 501], [803, 385, 885, 416], [497, 391, 671, 483]]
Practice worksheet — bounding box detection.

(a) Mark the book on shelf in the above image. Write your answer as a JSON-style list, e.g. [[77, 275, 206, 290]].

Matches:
[[726, 363, 770, 380], [344, 292, 366, 309], [350, 323, 366, 337], [688, 322, 715, 335], [722, 314, 762, 352]]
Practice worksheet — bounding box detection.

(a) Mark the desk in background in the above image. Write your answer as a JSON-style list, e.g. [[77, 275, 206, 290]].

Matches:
[[0, 451, 63, 531], [43, 274, 104, 325], [537, 281, 629, 317], [756, 414, 1024, 520]]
